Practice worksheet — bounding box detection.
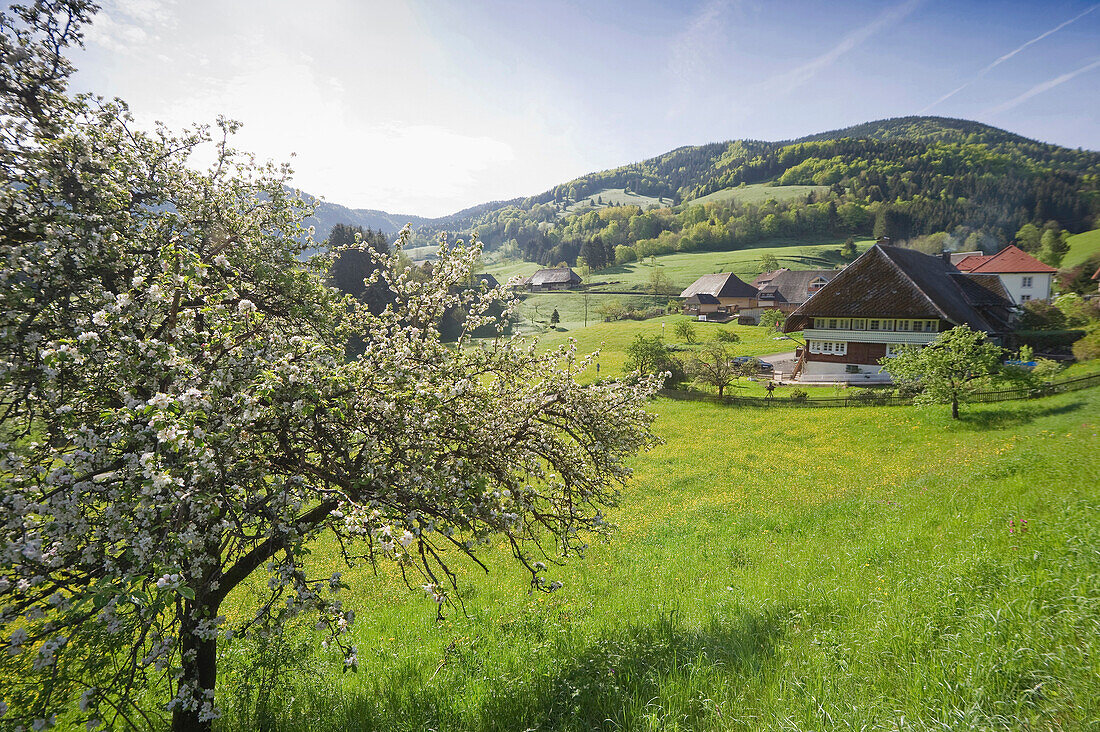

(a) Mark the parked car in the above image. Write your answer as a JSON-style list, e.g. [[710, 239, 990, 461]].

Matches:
[[733, 356, 774, 373]]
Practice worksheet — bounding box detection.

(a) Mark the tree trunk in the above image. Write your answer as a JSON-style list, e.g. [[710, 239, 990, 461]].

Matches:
[[172, 608, 219, 732], [951, 397, 959, 419]]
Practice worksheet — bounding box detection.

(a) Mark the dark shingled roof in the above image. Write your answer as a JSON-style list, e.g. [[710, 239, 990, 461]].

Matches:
[[784, 245, 1013, 333], [679, 272, 758, 299], [758, 269, 838, 305], [527, 267, 581, 286], [751, 268, 789, 287], [684, 293, 720, 305]]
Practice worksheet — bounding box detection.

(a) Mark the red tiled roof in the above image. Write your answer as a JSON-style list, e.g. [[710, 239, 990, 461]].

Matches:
[[960, 245, 1055, 274], [952, 255, 987, 272]]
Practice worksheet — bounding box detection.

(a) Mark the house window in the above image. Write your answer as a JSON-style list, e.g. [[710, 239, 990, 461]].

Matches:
[[1020, 295, 1031, 302], [1022, 276, 1033, 288], [810, 341, 847, 355], [851, 319, 866, 330], [828, 319, 838, 329], [896, 320, 910, 332], [885, 343, 921, 357], [868, 319, 880, 331]]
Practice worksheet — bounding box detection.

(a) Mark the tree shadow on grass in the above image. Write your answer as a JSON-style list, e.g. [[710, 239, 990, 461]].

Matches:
[[956, 400, 1085, 431], [481, 606, 791, 732], [279, 605, 799, 732]]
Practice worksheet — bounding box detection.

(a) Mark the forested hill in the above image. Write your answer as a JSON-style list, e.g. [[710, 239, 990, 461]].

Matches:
[[395, 116, 1098, 268], [299, 192, 429, 242]]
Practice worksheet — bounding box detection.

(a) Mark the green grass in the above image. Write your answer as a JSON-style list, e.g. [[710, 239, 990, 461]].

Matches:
[[513, 292, 670, 332], [482, 239, 873, 302], [565, 188, 671, 214], [688, 183, 830, 207], [585, 241, 870, 293], [531, 315, 794, 378], [218, 387, 1100, 731], [1063, 228, 1100, 269]]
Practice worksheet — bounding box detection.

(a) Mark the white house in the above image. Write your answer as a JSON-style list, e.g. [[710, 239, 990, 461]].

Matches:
[[953, 245, 1056, 304]]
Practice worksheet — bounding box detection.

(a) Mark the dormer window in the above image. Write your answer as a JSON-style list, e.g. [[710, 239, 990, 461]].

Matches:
[[808, 277, 828, 292]]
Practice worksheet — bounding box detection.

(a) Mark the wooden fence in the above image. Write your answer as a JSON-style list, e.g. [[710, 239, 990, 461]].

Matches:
[[660, 371, 1100, 409]]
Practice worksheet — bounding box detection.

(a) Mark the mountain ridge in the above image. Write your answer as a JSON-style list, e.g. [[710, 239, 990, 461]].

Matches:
[[304, 115, 1099, 245]]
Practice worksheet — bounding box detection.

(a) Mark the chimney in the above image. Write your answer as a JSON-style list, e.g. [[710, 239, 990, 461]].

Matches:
[[941, 250, 952, 268]]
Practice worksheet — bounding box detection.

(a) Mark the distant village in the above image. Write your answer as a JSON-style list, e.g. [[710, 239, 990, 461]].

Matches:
[[516, 240, 1082, 384]]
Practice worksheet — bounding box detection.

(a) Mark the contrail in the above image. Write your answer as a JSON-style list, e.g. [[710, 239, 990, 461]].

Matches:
[[985, 56, 1100, 114], [921, 3, 1099, 112], [769, 0, 923, 94]]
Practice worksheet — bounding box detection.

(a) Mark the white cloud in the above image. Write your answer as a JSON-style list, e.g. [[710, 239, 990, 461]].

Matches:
[[84, 13, 149, 53], [84, 0, 174, 54]]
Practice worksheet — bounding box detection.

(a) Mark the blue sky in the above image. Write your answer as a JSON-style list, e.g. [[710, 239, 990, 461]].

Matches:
[[71, 0, 1100, 217]]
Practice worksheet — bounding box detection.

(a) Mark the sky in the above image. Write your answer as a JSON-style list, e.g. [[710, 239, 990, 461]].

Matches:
[[70, 0, 1100, 218]]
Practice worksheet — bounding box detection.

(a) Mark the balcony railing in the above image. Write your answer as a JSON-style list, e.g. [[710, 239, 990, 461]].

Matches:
[[803, 328, 939, 345]]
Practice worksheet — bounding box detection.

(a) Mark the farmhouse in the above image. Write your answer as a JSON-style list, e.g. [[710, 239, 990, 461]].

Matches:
[[523, 267, 582, 291], [952, 245, 1055, 304], [679, 272, 758, 319], [751, 268, 839, 315], [784, 244, 1014, 381]]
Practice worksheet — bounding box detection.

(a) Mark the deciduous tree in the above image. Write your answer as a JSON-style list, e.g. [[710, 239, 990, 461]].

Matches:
[[759, 309, 786, 333], [0, 5, 661, 729], [878, 326, 1003, 419], [687, 343, 739, 397]]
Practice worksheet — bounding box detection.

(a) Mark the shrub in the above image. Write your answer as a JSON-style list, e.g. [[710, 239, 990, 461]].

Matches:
[[788, 389, 808, 403], [1072, 331, 1100, 361], [715, 328, 741, 343], [614, 245, 638, 264], [1012, 329, 1088, 352], [674, 321, 697, 344]]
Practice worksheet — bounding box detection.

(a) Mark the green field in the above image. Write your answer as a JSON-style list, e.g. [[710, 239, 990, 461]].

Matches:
[[585, 240, 870, 293], [532, 316, 796, 379], [688, 182, 830, 207], [219, 384, 1100, 731], [1063, 228, 1100, 269], [565, 187, 671, 214], [483, 239, 873, 304]]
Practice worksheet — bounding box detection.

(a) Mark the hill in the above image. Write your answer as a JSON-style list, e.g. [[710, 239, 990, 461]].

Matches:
[[298, 191, 429, 242], [417, 117, 1098, 267], [1063, 228, 1100, 269], [309, 117, 1099, 264]]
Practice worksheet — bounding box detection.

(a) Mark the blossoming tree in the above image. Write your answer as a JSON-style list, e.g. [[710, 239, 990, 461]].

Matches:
[[0, 3, 661, 729]]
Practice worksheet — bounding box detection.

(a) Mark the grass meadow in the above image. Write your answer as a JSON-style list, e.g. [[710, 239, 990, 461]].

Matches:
[[688, 183, 830, 207], [1063, 228, 1100, 269], [217, 382, 1100, 731], [484, 239, 873, 300]]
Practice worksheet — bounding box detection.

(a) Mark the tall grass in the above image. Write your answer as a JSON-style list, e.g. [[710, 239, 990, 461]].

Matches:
[[215, 388, 1100, 731]]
